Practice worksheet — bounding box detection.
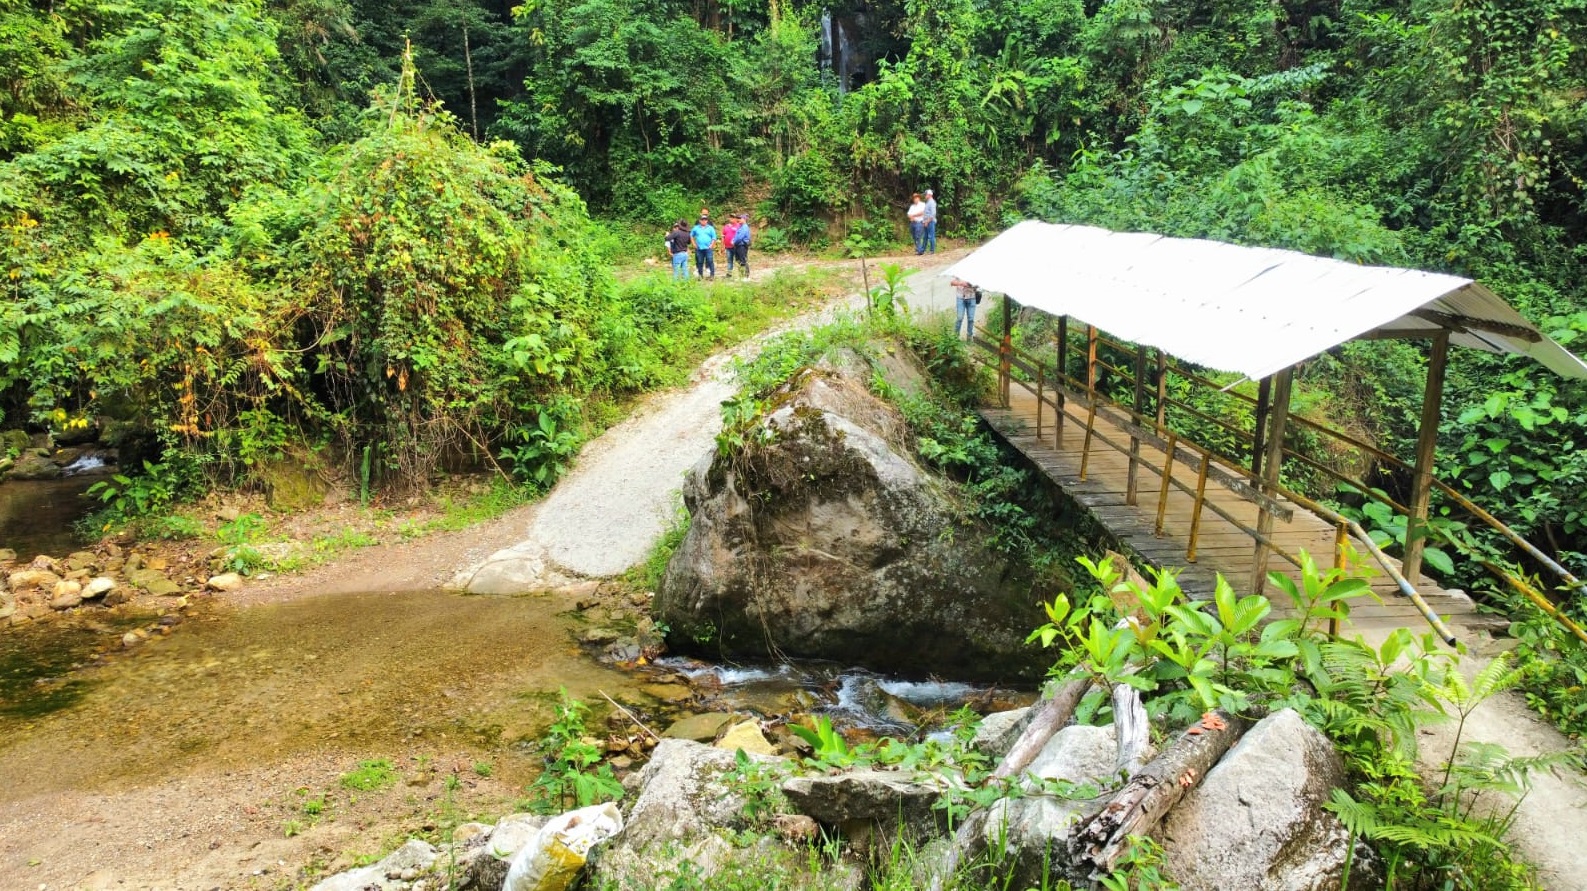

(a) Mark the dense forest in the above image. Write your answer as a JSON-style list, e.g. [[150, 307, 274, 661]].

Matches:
[[2, 0, 1585, 585]]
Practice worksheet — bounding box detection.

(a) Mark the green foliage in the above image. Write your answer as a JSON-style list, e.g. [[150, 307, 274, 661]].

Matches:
[[339, 758, 398, 792], [525, 689, 624, 814], [1030, 552, 1545, 889], [84, 459, 203, 528]]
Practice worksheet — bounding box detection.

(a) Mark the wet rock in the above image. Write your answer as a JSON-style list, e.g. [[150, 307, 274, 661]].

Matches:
[[50, 581, 84, 610], [66, 551, 98, 572], [52, 420, 101, 446], [157, 613, 183, 627], [657, 359, 1051, 681], [122, 629, 146, 648], [8, 453, 62, 480], [0, 593, 14, 621], [104, 588, 132, 607], [82, 577, 116, 600], [126, 567, 181, 595], [641, 682, 693, 704], [1161, 708, 1357, 891], [8, 569, 62, 591], [0, 429, 27, 456], [0, 548, 16, 564], [716, 720, 778, 756], [206, 572, 245, 592], [662, 712, 733, 741]]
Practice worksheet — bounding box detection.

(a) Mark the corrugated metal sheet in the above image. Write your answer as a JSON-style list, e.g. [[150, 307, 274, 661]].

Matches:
[[942, 221, 1587, 380]]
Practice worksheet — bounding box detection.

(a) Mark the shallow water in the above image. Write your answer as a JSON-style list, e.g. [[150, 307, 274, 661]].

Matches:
[[0, 589, 633, 799], [0, 477, 98, 561]]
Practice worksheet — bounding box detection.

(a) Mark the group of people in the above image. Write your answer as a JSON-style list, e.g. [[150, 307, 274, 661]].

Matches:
[[906, 189, 938, 255], [667, 209, 752, 280]]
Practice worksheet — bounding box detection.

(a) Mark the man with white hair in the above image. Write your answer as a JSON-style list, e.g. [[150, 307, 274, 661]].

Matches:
[[923, 189, 938, 254]]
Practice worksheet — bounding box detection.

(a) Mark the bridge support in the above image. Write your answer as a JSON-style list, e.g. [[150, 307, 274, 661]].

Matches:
[[1251, 367, 1293, 596], [1402, 329, 1450, 585]]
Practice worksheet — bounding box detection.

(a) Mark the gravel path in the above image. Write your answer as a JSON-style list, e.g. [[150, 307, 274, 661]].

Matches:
[[454, 252, 966, 592]]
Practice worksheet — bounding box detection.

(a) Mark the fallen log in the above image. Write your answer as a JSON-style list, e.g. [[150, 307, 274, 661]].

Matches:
[[927, 677, 1092, 891], [1068, 709, 1248, 874], [1112, 684, 1150, 778], [991, 677, 1092, 781]]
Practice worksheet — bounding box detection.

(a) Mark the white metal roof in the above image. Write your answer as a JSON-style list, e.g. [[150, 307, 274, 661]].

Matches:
[[942, 221, 1587, 380]]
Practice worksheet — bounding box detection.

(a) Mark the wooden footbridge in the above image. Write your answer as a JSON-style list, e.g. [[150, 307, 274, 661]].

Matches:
[[944, 222, 1587, 647]]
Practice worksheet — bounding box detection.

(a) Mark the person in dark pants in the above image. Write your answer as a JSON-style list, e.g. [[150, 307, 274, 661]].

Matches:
[[690, 214, 717, 278], [907, 193, 926, 254], [730, 213, 752, 278]]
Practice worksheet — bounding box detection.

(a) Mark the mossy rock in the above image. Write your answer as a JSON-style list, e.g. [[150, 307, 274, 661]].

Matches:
[[1, 429, 29, 456], [256, 449, 332, 511]]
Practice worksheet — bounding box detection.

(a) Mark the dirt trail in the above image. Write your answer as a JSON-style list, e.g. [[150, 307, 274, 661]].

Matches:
[[452, 250, 968, 593]]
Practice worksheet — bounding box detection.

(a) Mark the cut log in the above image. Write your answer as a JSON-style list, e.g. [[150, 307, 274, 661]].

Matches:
[[1112, 685, 1150, 778], [1069, 709, 1248, 874], [928, 677, 1092, 891]]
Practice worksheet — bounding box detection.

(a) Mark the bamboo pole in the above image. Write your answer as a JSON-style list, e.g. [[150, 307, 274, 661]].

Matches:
[[1155, 433, 1177, 536], [1186, 454, 1211, 562], [1251, 368, 1293, 596], [1402, 330, 1450, 585]]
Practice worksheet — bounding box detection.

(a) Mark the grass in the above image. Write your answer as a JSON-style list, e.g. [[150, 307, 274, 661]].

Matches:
[[340, 758, 399, 792]]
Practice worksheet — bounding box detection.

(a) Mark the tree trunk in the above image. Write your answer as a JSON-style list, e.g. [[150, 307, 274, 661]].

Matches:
[[1069, 710, 1247, 874]]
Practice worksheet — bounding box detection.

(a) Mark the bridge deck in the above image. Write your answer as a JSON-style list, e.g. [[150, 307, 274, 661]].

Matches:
[[981, 386, 1481, 635]]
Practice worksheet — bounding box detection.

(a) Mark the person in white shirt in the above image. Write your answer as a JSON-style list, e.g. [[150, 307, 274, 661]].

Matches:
[[906, 193, 926, 254]]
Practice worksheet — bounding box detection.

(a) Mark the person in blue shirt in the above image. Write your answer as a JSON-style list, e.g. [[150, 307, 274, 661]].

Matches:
[[690, 215, 718, 279], [730, 213, 752, 279], [923, 189, 938, 254]]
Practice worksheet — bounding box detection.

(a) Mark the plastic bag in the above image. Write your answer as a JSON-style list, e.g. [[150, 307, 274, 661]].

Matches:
[[503, 801, 624, 891]]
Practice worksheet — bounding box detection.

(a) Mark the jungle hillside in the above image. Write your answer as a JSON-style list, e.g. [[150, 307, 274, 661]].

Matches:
[[3, 0, 1587, 706]]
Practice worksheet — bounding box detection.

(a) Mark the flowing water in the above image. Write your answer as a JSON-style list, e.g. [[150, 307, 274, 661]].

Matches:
[[0, 592, 1032, 807]]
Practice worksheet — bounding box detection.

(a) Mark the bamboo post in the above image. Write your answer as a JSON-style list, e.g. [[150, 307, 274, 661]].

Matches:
[[1330, 521, 1349, 637], [1251, 368, 1294, 596], [1252, 376, 1272, 480], [1080, 402, 1098, 481], [1155, 433, 1177, 536], [1000, 294, 1013, 407], [1186, 452, 1211, 562], [1127, 346, 1146, 505], [1056, 319, 1069, 444], [1036, 365, 1045, 440], [1086, 325, 1098, 394], [1401, 330, 1450, 585], [1155, 349, 1168, 435]]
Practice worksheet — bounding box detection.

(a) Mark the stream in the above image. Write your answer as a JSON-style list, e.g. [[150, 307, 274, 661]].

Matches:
[[0, 589, 1029, 804]]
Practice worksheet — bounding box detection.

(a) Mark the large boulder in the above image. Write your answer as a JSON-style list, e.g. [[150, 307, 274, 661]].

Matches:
[[656, 362, 1049, 679], [1161, 708, 1360, 890]]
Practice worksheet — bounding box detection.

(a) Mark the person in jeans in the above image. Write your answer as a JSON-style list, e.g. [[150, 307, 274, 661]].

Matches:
[[952, 277, 978, 341], [923, 189, 938, 253], [907, 193, 926, 254], [730, 213, 752, 278], [665, 219, 691, 279], [721, 215, 740, 276], [690, 215, 717, 278]]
